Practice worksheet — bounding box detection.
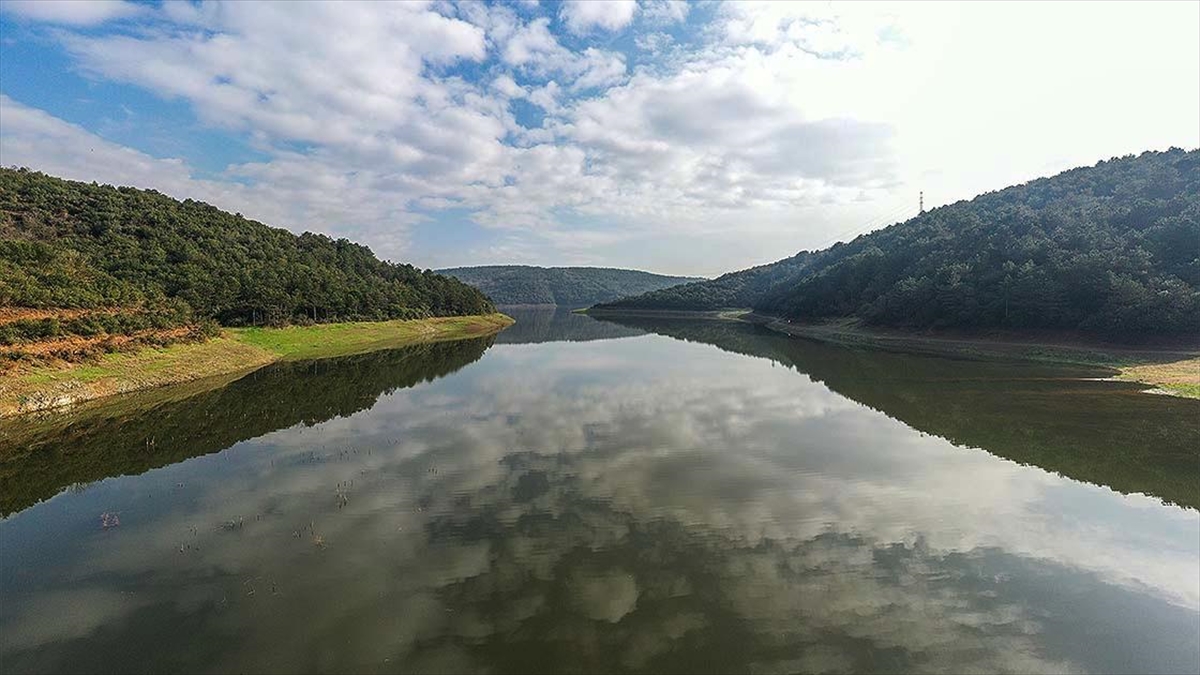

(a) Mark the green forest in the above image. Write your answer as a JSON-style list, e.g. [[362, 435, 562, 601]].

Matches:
[[0, 168, 494, 347], [598, 149, 1200, 339], [439, 265, 702, 307]]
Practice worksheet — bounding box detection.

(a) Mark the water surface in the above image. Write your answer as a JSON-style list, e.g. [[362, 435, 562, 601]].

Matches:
[[2, 310, 1197, 674]]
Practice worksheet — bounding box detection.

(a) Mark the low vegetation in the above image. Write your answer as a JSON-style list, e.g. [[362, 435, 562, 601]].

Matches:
[[1118, 358, 1200, 398], [229, 313, 514, 361], [0, 313, 513, 416]]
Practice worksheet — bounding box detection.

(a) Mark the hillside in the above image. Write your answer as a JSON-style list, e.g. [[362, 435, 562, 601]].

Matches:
[[0, 168, 494, 362], [439, 265, 703, 307], [597, 149, 1200, 339], [588, 252, 817, 312]]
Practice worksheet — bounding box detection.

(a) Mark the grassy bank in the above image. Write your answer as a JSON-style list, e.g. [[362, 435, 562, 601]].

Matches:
[[0, 313, 513, 417], [1117, 359, 1200, 398], [229, 313, 514, 361]]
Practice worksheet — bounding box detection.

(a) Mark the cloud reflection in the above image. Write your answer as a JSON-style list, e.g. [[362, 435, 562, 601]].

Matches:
[[1, 330, 1197, 674]]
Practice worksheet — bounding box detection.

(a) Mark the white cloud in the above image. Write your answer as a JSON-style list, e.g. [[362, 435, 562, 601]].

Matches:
[[492, 74, 527, 99], [635, 31, 674, 53], [502, 16, 562, 66], [1, 0, 1196, 274], [61, 2, 488, 148], [0, 0, 145, 25], [527, 81, 563, 113], [640, 0, 689, 25], [559, 0, 638, 34], [573, 48, 628, 90], [500, 16, 628, 90]]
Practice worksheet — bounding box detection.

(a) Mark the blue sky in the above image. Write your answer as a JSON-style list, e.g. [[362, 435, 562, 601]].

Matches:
[[1, 1, 1197, 276]]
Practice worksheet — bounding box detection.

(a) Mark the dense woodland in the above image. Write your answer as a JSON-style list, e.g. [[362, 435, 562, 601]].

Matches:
[[0, 168, 494, 347], [599, 149, 1200, 339], [439, 265, 702, 307]]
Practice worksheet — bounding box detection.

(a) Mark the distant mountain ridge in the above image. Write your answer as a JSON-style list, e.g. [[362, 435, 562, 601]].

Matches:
[[439, 265, 704, 307], [597, 149, 1200, 339]]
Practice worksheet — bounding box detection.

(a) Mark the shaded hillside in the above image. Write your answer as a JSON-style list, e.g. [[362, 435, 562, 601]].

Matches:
[[0, 168, 494, 345], [599, 149, 1200, 339], [594, 315, 1200, 510], [0, 336, 494, 516], [439, 265, 702, 307]]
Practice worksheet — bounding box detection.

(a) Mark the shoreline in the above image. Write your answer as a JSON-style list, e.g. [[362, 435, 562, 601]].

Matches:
[[585, 308, 1200, 398], [0, 313, 514, 418]]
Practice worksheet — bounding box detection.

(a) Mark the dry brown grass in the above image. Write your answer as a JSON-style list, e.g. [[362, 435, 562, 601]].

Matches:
[[1119, 358, 1200, 398], [0, 326, 197, 361], [0, 307, 123, 325]]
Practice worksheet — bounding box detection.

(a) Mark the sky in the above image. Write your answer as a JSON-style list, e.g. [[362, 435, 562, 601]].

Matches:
[[0, 1, 1196, 276]]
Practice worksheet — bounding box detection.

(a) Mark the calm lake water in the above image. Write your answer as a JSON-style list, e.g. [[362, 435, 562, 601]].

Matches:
[[2, 308, 1198, 674]]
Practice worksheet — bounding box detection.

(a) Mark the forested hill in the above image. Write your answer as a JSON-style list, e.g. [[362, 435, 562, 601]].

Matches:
[[438, 265, 703, 307], [0, 168, 494, 328], [589, 252, 818, 312], [598, 149, 1200, 339]]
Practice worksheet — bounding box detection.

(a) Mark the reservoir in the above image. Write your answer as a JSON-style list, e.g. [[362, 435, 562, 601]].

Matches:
[[2, 309, 1197, 674]]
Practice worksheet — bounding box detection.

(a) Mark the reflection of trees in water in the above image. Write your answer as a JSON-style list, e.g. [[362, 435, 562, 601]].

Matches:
[[0, 336, 495, 515], [595, 316, 1200, 510], [495, 307, 648, 344]]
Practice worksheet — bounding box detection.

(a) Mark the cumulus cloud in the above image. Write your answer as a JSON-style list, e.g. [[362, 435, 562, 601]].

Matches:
[[634, 31, 674, 53], [0, 0, 146, 25], [60, 3, 488, 148], [640, 0, 689, 26], [560, 0, 638, 34], [500, 17, 628, 91]]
